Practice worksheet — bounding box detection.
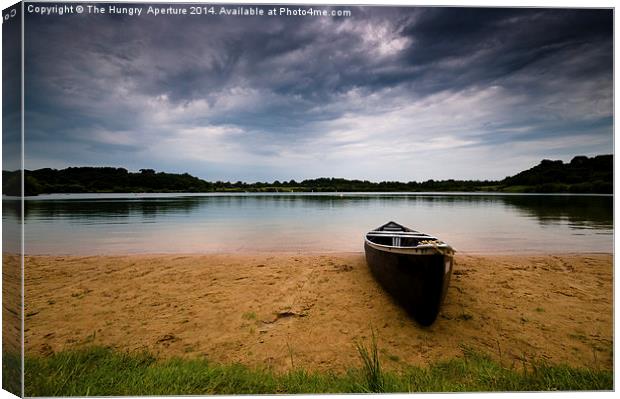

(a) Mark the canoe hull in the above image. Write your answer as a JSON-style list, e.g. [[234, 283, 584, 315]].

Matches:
[[364, 241, 453, 326]]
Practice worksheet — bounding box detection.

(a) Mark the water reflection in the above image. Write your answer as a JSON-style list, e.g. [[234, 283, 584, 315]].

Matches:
[[21, 197, 203, 223], [5, 193, 612, 254], [15, 193, 613, 228], [500, 195, 612, 230], [2, 199, 21, 253]]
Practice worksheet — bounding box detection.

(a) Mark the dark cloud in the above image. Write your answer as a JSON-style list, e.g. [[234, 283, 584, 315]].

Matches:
[[394, 8, 612, 94], [2, 6, 21, 169], [22, 4, 613, 181]]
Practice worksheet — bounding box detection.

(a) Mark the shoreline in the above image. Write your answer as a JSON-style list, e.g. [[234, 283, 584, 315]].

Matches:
[[20, 249, 615, 257], [18, 252, 613, 372]]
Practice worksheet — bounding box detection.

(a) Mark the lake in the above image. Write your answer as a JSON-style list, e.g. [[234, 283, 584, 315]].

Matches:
[[2, 192, 613, 255]]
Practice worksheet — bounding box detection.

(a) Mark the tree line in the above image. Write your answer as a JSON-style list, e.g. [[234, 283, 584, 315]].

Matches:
[[2, 154, 612, 196]]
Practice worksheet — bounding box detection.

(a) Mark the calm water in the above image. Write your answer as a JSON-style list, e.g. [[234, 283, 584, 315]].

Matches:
[[2, 192, 613, 255]]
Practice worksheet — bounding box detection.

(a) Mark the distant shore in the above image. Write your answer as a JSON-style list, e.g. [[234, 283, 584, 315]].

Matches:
[[3, 154, 612, 195], [21, 252, 612, 372]]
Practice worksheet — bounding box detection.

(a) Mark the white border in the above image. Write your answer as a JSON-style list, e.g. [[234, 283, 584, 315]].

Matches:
[[0, 1, 616, 399]]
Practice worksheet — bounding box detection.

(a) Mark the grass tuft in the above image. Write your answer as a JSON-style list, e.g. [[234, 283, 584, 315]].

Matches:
[[241, 311, 257, 320], [355, 329, 384, 392]]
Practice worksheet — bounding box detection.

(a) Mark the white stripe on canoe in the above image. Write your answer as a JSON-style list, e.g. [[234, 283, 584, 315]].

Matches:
[[369, 231, 423, 235], [366, 233, 437, 239]]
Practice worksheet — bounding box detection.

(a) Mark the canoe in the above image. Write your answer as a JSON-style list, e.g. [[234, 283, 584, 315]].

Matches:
[[364, 221, 455, 326]]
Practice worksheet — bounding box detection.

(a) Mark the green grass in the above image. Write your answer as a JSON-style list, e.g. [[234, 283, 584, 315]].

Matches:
[[498, 185, 532, 193], [20, 346, 612, 396], [3, 351, 21, 396], [241, 311, 257, 321]]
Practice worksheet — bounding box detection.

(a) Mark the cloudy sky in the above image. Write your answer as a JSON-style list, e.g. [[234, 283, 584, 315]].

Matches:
[[23, 3, 613, 182]]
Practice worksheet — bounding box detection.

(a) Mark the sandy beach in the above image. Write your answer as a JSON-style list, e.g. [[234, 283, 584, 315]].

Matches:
[[20, 252, 612, 372], [2, 254, 21, 355]]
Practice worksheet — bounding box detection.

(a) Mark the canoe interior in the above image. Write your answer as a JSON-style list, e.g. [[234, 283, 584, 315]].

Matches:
[[366, 221, 440, 248], [367, 234, 431, 247], [373, 221, 417, 233]]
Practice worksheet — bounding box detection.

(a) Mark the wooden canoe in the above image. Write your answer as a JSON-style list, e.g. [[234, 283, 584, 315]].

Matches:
[[364, 221, 455, 326]]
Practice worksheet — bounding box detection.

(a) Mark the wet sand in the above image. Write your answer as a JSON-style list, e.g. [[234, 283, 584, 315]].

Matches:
[[22, 253, 612, 372]]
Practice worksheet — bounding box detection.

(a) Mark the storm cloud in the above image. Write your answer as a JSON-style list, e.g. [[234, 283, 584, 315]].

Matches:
[[23, 4, 613, 182]]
